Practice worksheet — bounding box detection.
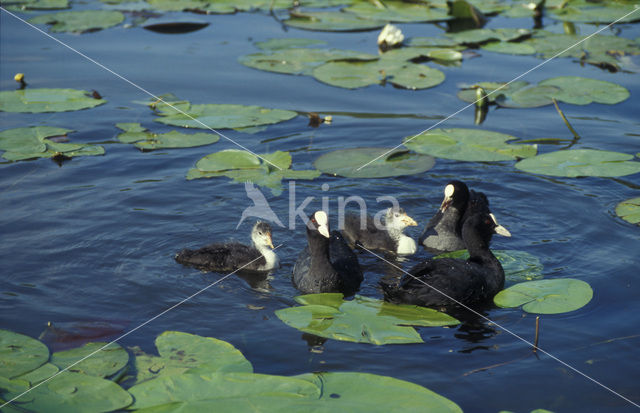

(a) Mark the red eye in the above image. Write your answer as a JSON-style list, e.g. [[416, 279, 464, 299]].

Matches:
[[311, 218, 317, 224]]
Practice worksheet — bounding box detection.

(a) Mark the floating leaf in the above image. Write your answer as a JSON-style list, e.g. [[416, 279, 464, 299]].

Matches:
[[0, 126, 69, 154], [314, 147, 435, 178], [494, 278, 593, 314], [407, 37, 459, 47], [615, 197, 640, 225], [254, 38, 328, 50], [116, 123, 219, 150], [51, 342, 128, 378], [498, 85, 559, 108], [538, 76, 630, 105], [548, 2, 640, 23], [5, 0, 69, 10], [294, 372, 463, 412], [284, 11, 385, 32], [132, 331, 252, 385], [275, 294, 459, 345], [388, 63, 446, 89], [404, 128, 537, 162], [435, 250, 543, 282], [29, 10, 124, 33], [0, 89, 106, 113], [15, 363, 59, 386], [515, 149, 640, 177], [425, 48, 463, 61], [456, 81, 530, 104], [0, 330, 49, 379], [154, 102, 297, 129], [195, 149, 262, 172], [481, 41, 536, 55], [241, 48, 376, 76], [345, 0, 451, 23], [1, 371, 132, 412], [446, 28, 531, 44]]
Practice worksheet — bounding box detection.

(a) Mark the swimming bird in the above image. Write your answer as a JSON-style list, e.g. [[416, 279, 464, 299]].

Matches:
[[382, 206, 510, 309], [292, 211, 363, 296], [419, 181, 490, 253], [342, 207, 418, 255], [175, 221, 278, 273]]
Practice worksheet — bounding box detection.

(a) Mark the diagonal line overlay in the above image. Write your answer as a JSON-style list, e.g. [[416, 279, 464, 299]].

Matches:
[[0, 7, 283, 171], [356, 6, 640, 171], [358, 244, 640, 409], [0, 245, 283, 408]]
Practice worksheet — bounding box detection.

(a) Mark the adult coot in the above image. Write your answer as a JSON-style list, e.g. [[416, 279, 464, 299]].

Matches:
[[382, 206, 510, 309], [175, 221, 278, 273], [342, 207, 418, 255], [293, 211, 363, 296]]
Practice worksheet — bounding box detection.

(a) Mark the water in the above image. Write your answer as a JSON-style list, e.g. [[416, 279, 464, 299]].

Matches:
[[1, 4, 640, 412]]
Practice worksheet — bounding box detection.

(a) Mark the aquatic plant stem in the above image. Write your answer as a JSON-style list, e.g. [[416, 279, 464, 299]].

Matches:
[[534, 316, 540, 353], [0, 245, 283, 409], [359, 245, 640, 409], [552, 98, 581, 140]]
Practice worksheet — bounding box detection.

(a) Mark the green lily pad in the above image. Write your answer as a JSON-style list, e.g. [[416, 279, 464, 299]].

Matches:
[[132, 331, 253, 385], [446, 28, 531, 45], [294, 372, 463, 412], [116, 123, 219, 150], [29, 10, 125, 33], [154, 102, 297, 129], [284, 11, 385, 32], [0, 89, 106, 113], [481, 41, 536, 55], [408, 37, 459, 47], [615, 197, 640, 225], [538, 76, 630, 105], [425, 48, 464, 61], [404, 128, 537, 162], [195, 149, 263, 172], [435, 250, 543, 282], [240, 48, 377, 76], [0, 330, 49, 379], [0, 126, 69, 154], [345, 0, 451, 23], [388, 63, 446, 90], [1, 371, 132, 412], [457, 81, 530, 104], [515, 149, 640, 177], [15, 363, 59, 386], [494, 278, 593, 314], [314, 147, 435, 178], [498, 85, 559, 108], [254, 38, 328, 50], [548, 1, 640, 23], [275, 294, 459, 345], [51, 342, 128, 378], [5, 0, 69, 10]]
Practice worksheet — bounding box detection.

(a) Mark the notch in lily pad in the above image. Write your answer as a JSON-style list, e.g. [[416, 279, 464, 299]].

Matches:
[[187, 149, 320, 195], [0, 126, 104, 162], [494, 278, 593, 314], [116, 123, 219, 150], [275, 293, 459, 345], [314, 147, 435, 178]]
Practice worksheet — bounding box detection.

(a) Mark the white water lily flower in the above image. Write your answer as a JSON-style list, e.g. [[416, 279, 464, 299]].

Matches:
[[377, 24, 404, 47]]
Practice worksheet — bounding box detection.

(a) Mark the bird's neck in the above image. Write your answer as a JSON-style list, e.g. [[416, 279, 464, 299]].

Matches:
[[255, 243, 278, 270]]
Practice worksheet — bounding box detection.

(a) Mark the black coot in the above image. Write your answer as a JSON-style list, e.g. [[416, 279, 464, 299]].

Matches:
[[175, 221, 278, 273], [292, 211, 363, 296], [342, 207, 418, 256]]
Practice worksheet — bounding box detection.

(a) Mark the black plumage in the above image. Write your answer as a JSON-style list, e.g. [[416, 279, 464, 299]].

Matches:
[[292, 211, 363, 296]]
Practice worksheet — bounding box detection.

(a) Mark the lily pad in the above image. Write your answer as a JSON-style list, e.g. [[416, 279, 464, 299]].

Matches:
[[132, 331, 253, 385], [404, 128, 537, 162], [51, 342, 128, 378], [195, 149, 263, 172], [615, 197, 640, 225], [29, 10, 125, 33], [494, 278, 593, 314], [14, 363, 59, 386], [241, 48, 377, 76], [294, 372, 463, 412], [0, 330, 49, 379], [0, 126, 69, 154], [446, 28, 531, 45], [275, 294, 459, 345], [284, 11, 385, 32], [538, 76, 630, 105], [408, 37, 459, 47], [435, 250, 543, 282], [314, 147, 435, 178], [154, 102, 297, 129], [345, 0, 451, 23], [116, 123, 219, 150], [1, 371, 132, 412], [0, 89, 106, 113], [254, 38, 328, 50], [515, 149, 640, 177], [5, 0, 69, 10], [548, 1, 640, 23], [481, 41, 536, 55]]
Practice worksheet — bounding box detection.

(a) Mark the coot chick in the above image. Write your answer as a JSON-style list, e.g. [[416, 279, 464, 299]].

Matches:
[[293, 211, 363, 296], [382, 209, 510, 309], [342, 207, 418, 255], [419, 181, 490, 253], [175, 221, 278, 273]]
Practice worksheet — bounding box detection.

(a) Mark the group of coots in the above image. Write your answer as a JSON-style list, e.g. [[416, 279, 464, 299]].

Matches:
[[175, 180, 511, 310]]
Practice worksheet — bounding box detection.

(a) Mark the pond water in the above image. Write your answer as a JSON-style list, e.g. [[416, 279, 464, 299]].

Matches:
[[1, 2, 640, 412]]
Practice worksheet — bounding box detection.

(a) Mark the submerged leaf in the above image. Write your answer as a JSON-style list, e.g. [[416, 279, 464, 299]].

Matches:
[[314, 147, 435, 178], [275, 294, 459, 345], [494, 278, 593, 314], [515, 149, 640, 177]]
